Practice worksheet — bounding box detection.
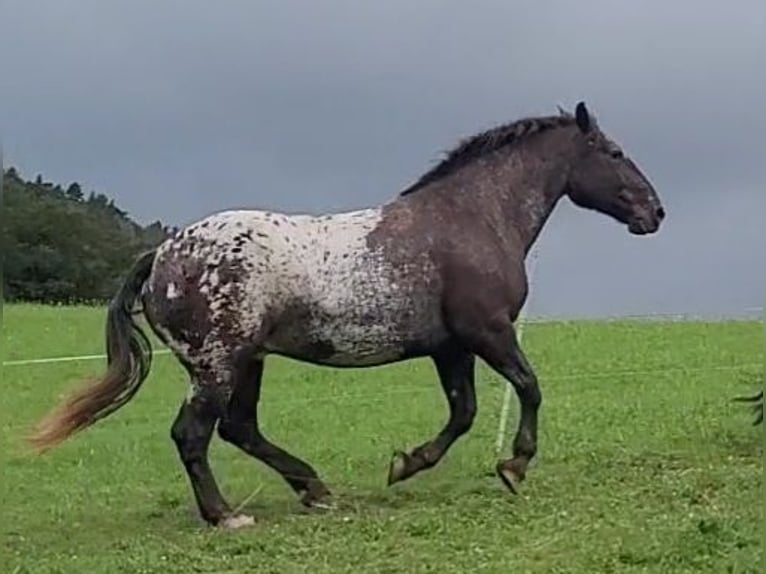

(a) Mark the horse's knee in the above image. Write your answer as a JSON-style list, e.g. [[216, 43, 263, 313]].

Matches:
[[170, 416, 186, 446], [217, 419, 261, 450], [217, 419, 244, 445], [523, 381, 542, 410], [456, 401, 477, 434], [170, 400, 216, 461]]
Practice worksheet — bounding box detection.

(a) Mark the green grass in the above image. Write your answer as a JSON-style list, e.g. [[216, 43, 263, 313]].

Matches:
[[1, 304, 763, 573]]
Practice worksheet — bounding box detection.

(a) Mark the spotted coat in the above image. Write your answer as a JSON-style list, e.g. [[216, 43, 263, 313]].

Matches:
[[142, 206, 447, 388]]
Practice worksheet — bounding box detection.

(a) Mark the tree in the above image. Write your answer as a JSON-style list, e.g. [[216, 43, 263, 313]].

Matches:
[[66, 182, 83, 201], [3, 166, 172, 303]]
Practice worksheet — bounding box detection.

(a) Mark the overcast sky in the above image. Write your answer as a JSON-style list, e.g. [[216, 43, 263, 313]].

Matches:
[[2, 1, 764, 318]]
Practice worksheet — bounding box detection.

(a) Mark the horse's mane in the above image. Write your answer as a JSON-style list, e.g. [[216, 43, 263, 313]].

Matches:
[[401, 113, 575, 195]]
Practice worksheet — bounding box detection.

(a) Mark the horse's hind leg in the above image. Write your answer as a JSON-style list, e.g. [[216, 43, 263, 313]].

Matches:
[[217, 355, 332, 508], [387, 341, 477, 485], [170, 380, 253, 528]]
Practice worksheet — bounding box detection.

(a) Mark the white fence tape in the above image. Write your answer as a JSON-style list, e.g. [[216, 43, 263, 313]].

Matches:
[[3, 303, 760, 369], [2, 362, 759, 438], [268, 366, 762, 411], [2, 295, 761, 431], [2, 349, 172, 367]]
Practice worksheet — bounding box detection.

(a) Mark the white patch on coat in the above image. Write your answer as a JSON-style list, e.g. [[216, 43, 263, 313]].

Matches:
[[148, 206, 445, 371], [166, 282, 180, 299]]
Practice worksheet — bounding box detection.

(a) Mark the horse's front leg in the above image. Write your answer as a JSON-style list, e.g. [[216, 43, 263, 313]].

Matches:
[[469, 321, 541, 493], [387, 341, 476, 485]]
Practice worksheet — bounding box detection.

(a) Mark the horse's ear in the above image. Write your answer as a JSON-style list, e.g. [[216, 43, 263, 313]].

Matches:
[[557, 105, 569, 117], [575, 101, 591, 133]]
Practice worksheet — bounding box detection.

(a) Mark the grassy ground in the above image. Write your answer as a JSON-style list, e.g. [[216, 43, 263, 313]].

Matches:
[[1, 304, 763, 573]]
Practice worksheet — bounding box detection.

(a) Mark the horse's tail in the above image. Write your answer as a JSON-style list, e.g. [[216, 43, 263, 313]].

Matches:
[[28, 249, 158, 452]]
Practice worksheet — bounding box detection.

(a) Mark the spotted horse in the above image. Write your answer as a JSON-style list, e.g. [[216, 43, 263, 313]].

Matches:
[[28, 102, 665, 528]]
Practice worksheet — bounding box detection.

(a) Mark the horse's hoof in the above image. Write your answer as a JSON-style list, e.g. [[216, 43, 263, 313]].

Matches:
[[219, 514, 256, 529], [305, 497, 337, 511], [496, 462, 522, 495], [301, 491, 338, 512], [387, 450, 410, 485], [300, 484, 335, 511]]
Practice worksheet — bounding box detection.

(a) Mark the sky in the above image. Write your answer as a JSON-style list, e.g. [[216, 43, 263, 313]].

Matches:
[[1, 1, 764, 318]]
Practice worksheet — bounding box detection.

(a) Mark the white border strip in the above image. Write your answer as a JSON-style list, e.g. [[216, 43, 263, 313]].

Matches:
[[2, 349, 172, 367], [494, 249, 540, 457]]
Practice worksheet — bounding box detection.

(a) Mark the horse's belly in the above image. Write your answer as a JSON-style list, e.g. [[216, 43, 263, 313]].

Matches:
[[267, 296, 445, 367], [309, 317, 411, 366]]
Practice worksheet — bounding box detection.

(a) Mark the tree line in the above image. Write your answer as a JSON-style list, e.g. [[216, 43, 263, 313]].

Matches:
[[3, 166, 175, 304]]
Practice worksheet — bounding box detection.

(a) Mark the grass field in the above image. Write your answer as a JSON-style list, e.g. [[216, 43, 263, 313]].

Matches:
[[1, 304, 763, 573]]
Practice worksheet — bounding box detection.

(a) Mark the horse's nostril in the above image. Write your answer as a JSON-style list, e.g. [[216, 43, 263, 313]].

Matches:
[[656, 207, 665, 220]]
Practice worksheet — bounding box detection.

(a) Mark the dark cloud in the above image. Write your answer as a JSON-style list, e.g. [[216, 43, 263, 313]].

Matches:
[[2, 1, 763, 316]]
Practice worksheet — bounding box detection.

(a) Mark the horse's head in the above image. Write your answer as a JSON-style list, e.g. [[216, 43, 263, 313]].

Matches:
[[564, 102, 665, 235]]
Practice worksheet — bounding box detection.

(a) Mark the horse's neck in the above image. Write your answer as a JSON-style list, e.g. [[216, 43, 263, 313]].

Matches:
[[479, 149, 570, 254], [508, 181, 566, 255], [401, 129, 574, 255]]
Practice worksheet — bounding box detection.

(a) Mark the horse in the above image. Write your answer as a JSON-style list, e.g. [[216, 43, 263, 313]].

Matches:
[[28, 101, 665, 528]]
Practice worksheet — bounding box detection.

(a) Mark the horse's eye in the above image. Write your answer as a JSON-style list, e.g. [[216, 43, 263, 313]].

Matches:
[[610, 150, 624, 159]]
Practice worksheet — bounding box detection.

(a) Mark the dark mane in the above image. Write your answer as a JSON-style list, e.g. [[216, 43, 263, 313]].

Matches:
[[401, 113, 575, 195]]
